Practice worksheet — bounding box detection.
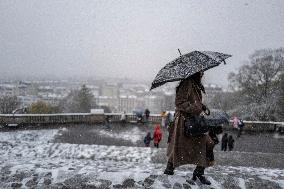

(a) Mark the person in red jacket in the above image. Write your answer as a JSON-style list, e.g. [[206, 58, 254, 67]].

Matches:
[[153, 124, 162, 148]]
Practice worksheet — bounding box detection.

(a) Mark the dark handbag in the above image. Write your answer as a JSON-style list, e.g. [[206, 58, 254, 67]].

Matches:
[[184, 115, 209, 137], [183, 82, 210, 137]]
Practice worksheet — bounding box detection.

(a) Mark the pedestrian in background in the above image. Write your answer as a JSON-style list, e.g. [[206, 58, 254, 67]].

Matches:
[[105, 115, 111, 129], [237, 119, 245, 137], [153, 124, 162, 148], [221, 133, 228, 151], [144, 108, 150, 123], [165, 111, 174, 128], [161, 111, 166, 127], [232, 116, 239, 129], [120, 111, 126, 124], [136, 111, 143, 124], [144, 132, 152, 147], [228, 135, 235, 151], [207, 126, 223, 165]]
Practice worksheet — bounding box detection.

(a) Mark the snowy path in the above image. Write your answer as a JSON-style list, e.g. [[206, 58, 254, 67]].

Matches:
[[0, 129, 284, 188]]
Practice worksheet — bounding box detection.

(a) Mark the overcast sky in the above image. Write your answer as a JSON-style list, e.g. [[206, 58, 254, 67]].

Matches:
[[1, 0, 284, 87]]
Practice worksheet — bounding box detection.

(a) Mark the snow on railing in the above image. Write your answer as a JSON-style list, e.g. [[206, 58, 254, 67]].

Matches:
[[0, 113, 100, 116], [0, 113, 283, 132], [228, 120, 284, 126]]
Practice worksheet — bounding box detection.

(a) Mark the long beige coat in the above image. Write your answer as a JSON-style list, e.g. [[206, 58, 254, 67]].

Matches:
[[167, 79, 214, 168]]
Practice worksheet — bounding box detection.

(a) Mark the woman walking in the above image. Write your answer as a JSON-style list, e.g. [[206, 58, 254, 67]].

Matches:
[[228, 135, 235, 151], [164, 72, 214, 185], [153, 124, 162, 148], [221, 133, 228, 151], [144, 132, 152, 147]]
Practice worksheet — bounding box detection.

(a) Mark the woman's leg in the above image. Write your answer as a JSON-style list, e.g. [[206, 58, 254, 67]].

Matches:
[[193, 166, 205, 178], [193, 135, 213, 185], [192, 166, 211, 185], [206, 134, 215, 165], [164, 161, 174, 175]]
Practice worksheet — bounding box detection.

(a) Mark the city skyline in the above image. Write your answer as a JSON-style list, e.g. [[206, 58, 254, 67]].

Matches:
[[0, 76, 224, 113]]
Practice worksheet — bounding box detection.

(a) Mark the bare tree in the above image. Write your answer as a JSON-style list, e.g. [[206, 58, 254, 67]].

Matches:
[[278, 73, 284, 120]]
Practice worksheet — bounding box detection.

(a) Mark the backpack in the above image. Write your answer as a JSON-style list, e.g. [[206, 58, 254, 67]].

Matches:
[[238, 120, 245, 128]]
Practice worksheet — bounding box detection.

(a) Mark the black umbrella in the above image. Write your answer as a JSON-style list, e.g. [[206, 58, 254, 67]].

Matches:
[[150, 50, 232, 90], [204, 109, 230, 127]]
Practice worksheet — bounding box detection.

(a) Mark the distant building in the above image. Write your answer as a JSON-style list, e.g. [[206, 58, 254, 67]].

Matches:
[[1, 79, 224, 114], [162, 92, 175, 111], [95, 96, 119, 112], [144, 95, 164, 114], [18, 95, 40, 107], [118, 95, 137, 113], [99, 83, 119, 97], [0, 83, 15, 96], [84, 85, 100, 97]]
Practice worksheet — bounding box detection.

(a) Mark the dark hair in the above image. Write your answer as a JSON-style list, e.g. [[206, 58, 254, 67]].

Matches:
[[191, 72, 205, 93], [176, 72, 205, 93], [191, 72, 202, 83]]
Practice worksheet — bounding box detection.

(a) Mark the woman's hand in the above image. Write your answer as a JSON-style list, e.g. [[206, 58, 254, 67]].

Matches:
[[202, 104, 210, 115]]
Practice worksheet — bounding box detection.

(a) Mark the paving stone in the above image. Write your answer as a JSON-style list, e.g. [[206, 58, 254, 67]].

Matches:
[[43, 178, 52, 185], [62, 174, 89, 188], [25, 176, 38, 187], [11, 182, 23, 188], [143, 176, 155, 188], [122, 178, 135, 188], [173, 182, 183, 189], [182, 183, 192, 189]]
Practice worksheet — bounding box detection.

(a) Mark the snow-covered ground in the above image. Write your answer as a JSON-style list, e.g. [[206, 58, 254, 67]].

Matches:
[[94, 127, 144, 143], [0, 128, 284, 188]]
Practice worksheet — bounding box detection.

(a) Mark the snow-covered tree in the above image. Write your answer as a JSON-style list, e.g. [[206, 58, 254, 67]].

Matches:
[[228, 48, 284, 121], [59, 85, 95, 113], [77, 85, 95, 113]]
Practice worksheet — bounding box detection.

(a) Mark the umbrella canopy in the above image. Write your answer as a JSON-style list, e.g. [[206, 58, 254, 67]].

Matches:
[[150, 50, 232, 90], [204, 109, 230, 127]]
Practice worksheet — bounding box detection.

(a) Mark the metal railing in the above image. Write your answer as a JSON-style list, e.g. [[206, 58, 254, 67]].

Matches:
[[0, 113, 283, 132], [227, 120, 284, 132]]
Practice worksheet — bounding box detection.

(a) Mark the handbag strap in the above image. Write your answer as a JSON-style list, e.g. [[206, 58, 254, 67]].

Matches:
[[190, 79, 202, 102], [190, 80, 210, 115]]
